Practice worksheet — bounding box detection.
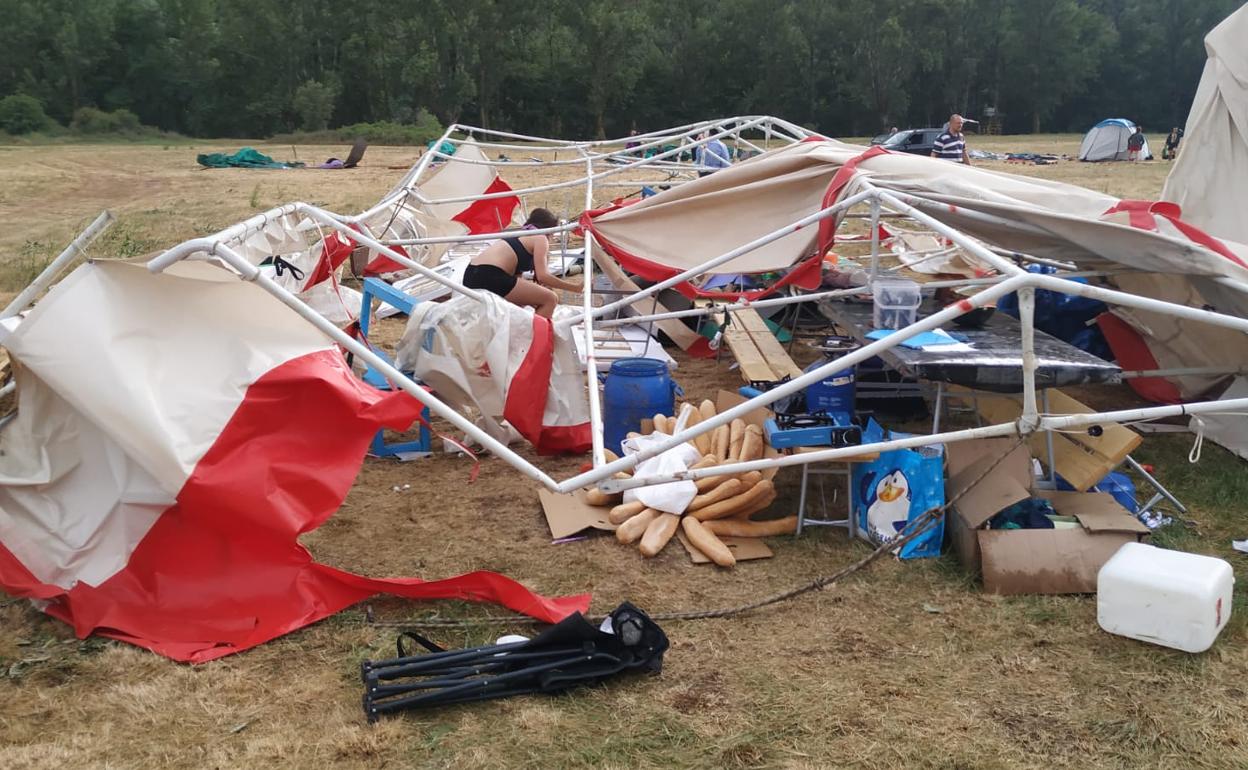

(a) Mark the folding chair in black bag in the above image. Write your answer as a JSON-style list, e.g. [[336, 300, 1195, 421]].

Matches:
[[360, 603, 669, 721]]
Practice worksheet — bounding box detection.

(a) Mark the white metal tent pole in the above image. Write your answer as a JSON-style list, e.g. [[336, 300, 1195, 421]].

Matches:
[[1039, 397, 1248, 432], [2, 210, 114, 319], [293, 205, 487, 303], [388, 123, 457, 197], [581, 158, 606, 468], [555, 272, 1030, 493], [422, 118, 769, 205], [386, 222, 577, 246], [146, 244, 563, 491], [593, 270, 1118, 329], [559, 187, 876, 329], [1018, 287, 1039, 426], [868, 198, 882, 280], [872, 189, 1026, 278], [449, 117, 724, 147]]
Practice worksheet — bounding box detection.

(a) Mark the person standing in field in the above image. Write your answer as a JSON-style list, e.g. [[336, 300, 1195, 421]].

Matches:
[[695, 132, 732, 177], [1163, 127, 1183, 160], [1127, 125, 1146, 161], [932, 114, 971, 165]]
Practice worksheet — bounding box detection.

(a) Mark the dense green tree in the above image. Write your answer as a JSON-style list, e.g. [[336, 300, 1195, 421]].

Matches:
[[0, 0, 1239, 138]]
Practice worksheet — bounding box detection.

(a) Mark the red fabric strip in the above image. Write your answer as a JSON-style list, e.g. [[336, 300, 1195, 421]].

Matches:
[[1, 349, 588, 662], [453, 177, 521, 234]]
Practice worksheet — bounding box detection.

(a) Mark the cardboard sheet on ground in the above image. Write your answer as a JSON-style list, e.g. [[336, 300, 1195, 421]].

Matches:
[[537, 489, 616, 539], [676, 531, 773, 563]]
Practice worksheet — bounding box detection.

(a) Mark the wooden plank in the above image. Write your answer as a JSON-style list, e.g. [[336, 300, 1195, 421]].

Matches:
[[723, 325, 776, 382], [734, 308, 804, 380]]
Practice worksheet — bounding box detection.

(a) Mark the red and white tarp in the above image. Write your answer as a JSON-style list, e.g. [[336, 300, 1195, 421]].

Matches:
[[0, 260, 586, 662], [397, 294, 592, 455], [585, 139, 1248, 399]]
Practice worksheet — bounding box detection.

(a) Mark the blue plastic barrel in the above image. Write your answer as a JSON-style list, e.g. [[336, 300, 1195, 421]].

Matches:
[[603, 358, 676, 454], [804, 337, 859, 426]]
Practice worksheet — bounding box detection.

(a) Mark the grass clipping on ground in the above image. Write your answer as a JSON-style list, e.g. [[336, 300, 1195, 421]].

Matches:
[[1, 138, 1247, 769]]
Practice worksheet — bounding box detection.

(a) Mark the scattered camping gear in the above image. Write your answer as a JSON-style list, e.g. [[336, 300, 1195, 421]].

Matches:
[[317, 138, 368, 169], [1078, 119, 1152, 161], [196, 146, 302, 169], [361, 602, 668, 721]]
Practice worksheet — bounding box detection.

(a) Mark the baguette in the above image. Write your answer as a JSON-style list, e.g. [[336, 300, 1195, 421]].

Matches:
[[585, 488, 621, 507], [681, 517, 736, 567], [739, 425, 764, 462], [698, 399, 717, 423], [704, 515, 798, 538], [652, 413, 670, 434], [711, 424, 731, 461], [616, 508, 660, 543], [608, 499, 647, 525], [639, 513, 680, 557], [681, 404, 704, 450], [691, 480, 776, 521], [727, 487, 777, 520], [728, 419, 746, 461], [687, 478, 743, 511]]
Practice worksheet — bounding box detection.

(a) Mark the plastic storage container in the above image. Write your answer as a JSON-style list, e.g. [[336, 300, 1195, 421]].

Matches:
[[1097, 542, 1234, 653], [872, 278, 922, 330], [803, 336, 859, 426], [602, 358, 676, 454]]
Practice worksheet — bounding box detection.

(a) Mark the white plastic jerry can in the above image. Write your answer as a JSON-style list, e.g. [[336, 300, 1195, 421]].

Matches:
[[1097, 542, 1235, 653]]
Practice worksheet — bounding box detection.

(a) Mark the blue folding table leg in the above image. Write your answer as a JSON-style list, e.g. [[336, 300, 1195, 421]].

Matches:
[[359, 278, 431, 457]]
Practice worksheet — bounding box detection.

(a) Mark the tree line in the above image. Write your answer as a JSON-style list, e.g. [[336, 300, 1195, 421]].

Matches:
[[0, 0, 1239, 140]]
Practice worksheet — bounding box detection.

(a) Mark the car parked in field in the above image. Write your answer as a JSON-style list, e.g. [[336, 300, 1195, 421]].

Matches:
[[870, 128, 945, 155]]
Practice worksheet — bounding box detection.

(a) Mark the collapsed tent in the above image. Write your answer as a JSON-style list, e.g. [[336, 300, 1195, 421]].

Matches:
[[1079, 119, 1152, 161], [586, 139, 1248, 400], [357, 143, 520, 276], [0, 260, 586, 662]]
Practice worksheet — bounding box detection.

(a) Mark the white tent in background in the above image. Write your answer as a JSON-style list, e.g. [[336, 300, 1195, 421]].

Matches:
[[1162, 4, 1248, 244], [1161, 4, 1248, 460], [1079, 118, 1151, 161]]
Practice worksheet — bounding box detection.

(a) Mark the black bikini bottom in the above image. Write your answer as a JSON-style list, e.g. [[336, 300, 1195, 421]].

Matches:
[[462, 263, 517, 297]]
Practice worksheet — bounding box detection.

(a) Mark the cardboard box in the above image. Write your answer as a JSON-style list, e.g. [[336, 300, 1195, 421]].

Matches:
[[946, 438, 1149, 595]]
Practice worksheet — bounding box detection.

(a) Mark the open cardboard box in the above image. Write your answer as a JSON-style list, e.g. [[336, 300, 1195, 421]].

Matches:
[[946, 437, 1149, 595]]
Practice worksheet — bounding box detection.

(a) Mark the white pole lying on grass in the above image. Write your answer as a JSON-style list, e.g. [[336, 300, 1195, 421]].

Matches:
[[147, 243, 563, 491], [2, 210, 114, 319]]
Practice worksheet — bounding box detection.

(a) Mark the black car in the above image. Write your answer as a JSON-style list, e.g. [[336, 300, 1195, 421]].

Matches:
[[871, 128, 945, 155]]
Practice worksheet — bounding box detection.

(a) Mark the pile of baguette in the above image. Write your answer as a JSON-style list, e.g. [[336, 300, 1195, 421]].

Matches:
[[586, 399, 796, 567]]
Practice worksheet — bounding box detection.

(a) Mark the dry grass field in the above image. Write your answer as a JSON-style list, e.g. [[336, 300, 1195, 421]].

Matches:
[[1, 134, 1246, 769]]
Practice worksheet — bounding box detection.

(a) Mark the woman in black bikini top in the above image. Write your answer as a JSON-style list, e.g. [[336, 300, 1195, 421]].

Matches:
[[462, 207, 581, 319]]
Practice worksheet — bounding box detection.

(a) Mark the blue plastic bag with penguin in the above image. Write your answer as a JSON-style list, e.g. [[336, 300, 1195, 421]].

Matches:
[[851, 419, 945, 559]]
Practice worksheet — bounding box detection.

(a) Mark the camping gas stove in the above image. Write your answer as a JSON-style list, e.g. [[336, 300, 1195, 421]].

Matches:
[[764, 412, 863, 449]]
